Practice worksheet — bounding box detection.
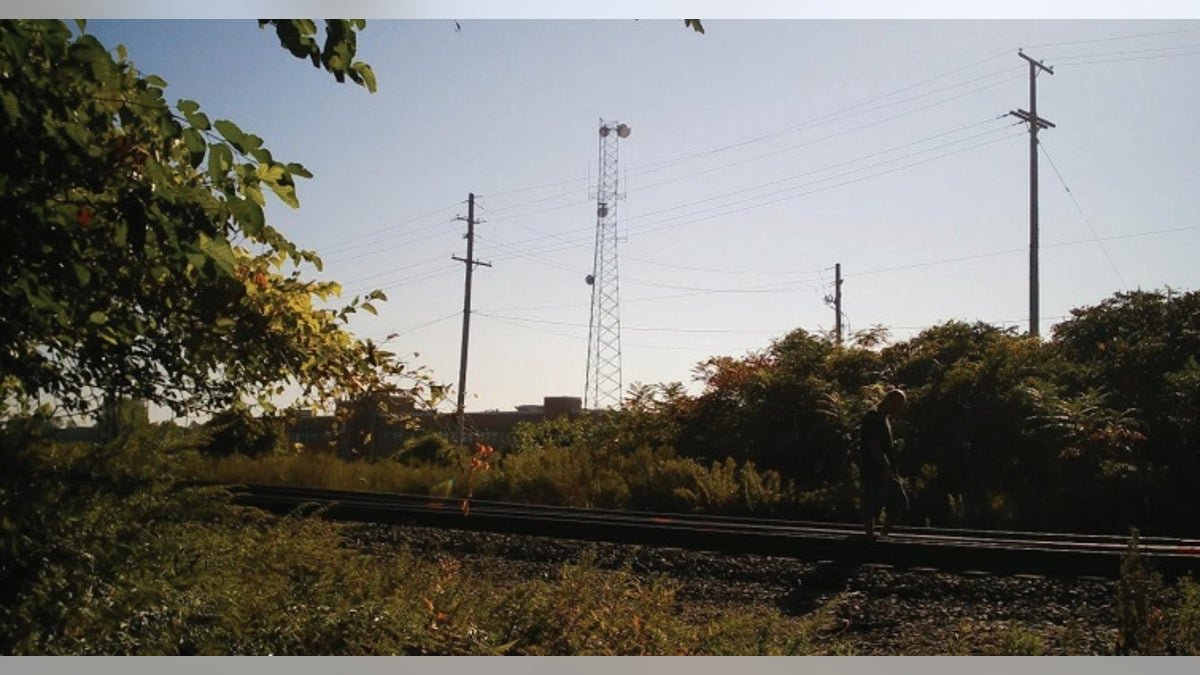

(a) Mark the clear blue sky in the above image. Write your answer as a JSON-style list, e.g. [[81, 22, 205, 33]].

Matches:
[[72, 13, 1200, 413]]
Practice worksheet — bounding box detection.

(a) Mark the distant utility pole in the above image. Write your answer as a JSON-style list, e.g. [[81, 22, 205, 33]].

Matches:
[[1008, 50, 1055, 338], [452, 193, 491, 446], [834, 263, 843, 346], [824, 263, 844, 346]]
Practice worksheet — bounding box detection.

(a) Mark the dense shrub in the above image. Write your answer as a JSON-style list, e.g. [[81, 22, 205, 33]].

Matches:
[[199, 408, 288, 458]]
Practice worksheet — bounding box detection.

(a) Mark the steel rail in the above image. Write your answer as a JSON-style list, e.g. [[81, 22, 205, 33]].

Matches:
[[226, 483, 1200, 579]]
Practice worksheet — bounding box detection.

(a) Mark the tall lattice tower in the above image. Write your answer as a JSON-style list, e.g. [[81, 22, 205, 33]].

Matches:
[[584, 119, 630, 410]]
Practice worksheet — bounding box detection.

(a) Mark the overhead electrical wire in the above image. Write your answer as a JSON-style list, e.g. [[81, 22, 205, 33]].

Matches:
[[319, 202, 461, 256], [373, 311, 462, 343], [317, 28, 1198, 258], [1022, 27, 1200, 50], [479, 58, 1026, 219], [1053, 49, 1200, 68], [1037, 139, 1128, 291], [483, 127, 1027, 265], [479, 119, 1022, 263]]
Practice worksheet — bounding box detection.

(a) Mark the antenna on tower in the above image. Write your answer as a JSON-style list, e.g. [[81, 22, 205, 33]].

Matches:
[[584, 118, 630, 410]]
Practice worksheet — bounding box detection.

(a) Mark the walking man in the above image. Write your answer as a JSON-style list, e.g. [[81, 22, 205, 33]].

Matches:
[[859, 388, 909, 539]]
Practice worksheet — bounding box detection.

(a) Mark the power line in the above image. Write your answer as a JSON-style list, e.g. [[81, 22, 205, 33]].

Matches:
[[625, 119, 1017, 226], [330, 61, 1029, 263], [625, 49, 1015, 177], [337, 253, 449, 288], [846, 225, 1200, 279], [609, 131, 1027, 244], [482, 77, 1019, 229], [622, 256, 832, 277], [484, 124, 1025, 263], [1023, 27, 1200, 50], [476, 311, 788, 335], [475, 186, 588, 216], [627, 106, 1019, 198], [1037, 139, 1128, 291], [319, 202, 460, 256], [460, 46, 1018, 210], [342, 266, 460, 296], [1054, 49, 1200, 68], [372, 311, 462, 342], [1048, 42, 1200, 63], [324, 223, 460, 265]]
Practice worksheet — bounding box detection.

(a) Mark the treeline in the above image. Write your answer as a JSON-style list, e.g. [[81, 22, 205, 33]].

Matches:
[[183, 288, 1200, 537], [545, 288, 1198, 535]]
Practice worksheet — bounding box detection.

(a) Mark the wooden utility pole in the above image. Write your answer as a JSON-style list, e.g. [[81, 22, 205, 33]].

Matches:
[[834, 263, 843, 346], [824, 263, 844, 345], [1008, 50, 1055, 338], [453, 193, 490, 446]]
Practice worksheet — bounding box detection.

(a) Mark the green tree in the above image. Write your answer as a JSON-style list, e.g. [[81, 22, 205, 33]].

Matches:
[[0, 20, 432, 419], [1052, 289, 1200, 533], [674, 330, 871, 498], [880, 322, 1059, 528]]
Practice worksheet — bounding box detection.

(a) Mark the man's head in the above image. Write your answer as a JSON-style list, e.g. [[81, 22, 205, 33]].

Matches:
[[879, 388, 907, 414]]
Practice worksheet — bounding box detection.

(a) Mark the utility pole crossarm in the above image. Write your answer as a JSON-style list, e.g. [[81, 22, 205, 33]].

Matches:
[[1018, 50, 1054, 75], [452, 255, 492, 268], [1008, 109, 1056, 130]]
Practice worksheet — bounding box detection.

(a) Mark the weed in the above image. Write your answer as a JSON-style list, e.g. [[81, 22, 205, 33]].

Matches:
[[996, 625, 1046, 655]]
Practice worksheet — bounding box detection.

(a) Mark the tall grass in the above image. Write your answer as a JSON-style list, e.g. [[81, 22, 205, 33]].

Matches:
[[0, 428, 841, 654], [1115, 530, 1200, 655], [189, 430, 809, 518]]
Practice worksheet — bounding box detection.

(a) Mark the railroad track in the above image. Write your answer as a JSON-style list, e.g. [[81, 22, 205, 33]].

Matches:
[[228, 483, 1200, 579]]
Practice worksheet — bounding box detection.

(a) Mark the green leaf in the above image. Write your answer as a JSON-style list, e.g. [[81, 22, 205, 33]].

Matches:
[[199, 235, 237, 277], [352, 62, 377, 93], [182, 128, 206, 168], [255, 163, 286, 183], [145, 74, 167, 88], [159, 115, 183, 140], [267, 182, 299, 209], [177, 99, 199, 116], [75, 19, 87, 32], [214, 119, 247, 153], [286, 162, 313, 179], [362, 303, 377, 316], [74, 264, 91, 286], [243, 180, 266, 208], [249, 147, 274, 164], [89, 311, 107, 325], [0, 90, 20, 123], [182, 106, 210, 130], [229, 198, 265, 237], [208, 143, 233, 180]]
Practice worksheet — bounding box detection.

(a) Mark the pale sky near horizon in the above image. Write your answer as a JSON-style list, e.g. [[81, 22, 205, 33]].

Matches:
[[58, 13, 1200, 415]]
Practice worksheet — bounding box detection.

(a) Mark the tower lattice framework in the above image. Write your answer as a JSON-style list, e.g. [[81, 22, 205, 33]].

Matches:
[[585, 119, 629, 410]]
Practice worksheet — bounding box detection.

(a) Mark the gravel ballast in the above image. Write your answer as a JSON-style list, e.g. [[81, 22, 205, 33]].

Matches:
[[347, 522, 1124, 655]]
